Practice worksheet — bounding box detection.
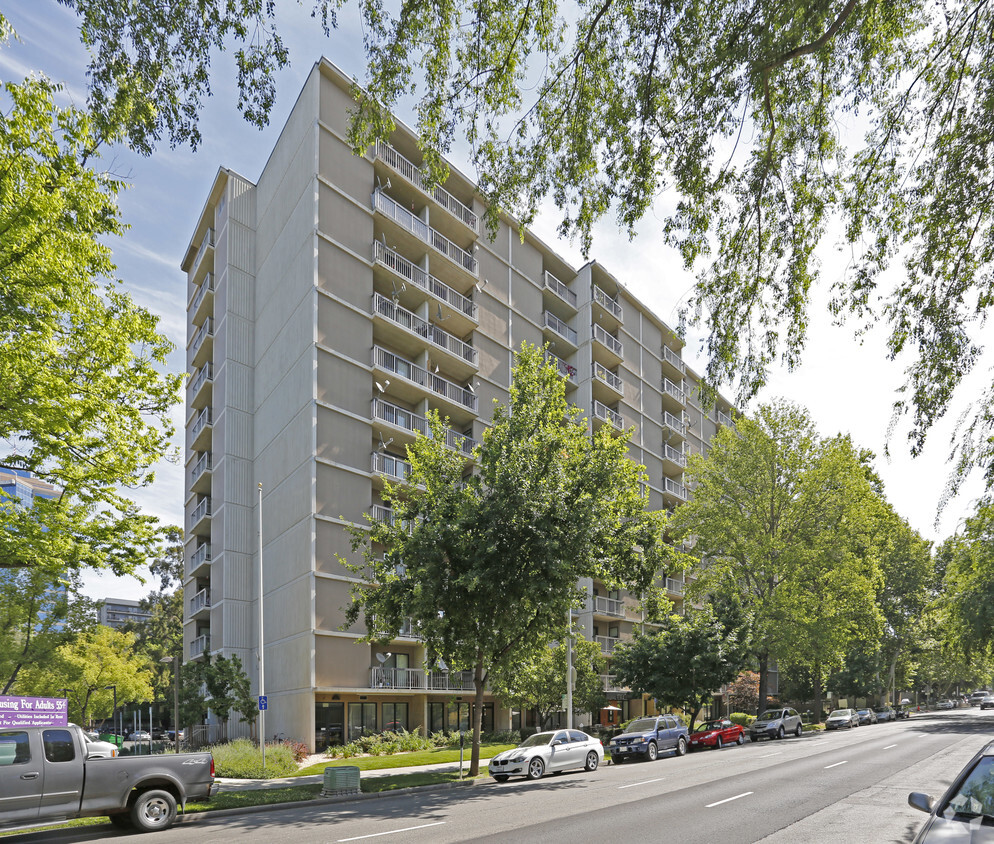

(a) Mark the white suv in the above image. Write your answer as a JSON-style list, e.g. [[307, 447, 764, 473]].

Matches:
[[970, 690, 991, 707]]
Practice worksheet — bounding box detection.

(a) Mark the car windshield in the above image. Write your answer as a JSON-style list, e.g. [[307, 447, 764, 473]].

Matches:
[[518, 732, 555, 748], [941, 756, 994, 820], [857, 709, 869, 715], [624, 718, 659, 733], [757, 711, 782, 721], [874, 706, 889, 712], [828, 710, 849, 718], [702, 721, 724, 731]]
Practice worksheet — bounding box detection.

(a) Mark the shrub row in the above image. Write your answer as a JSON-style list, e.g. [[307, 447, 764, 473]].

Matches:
[[210, 738, 298, 778], [324, 728, 521, 759]]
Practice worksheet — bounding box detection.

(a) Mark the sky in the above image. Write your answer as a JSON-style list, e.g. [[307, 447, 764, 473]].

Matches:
[[1, 3, 988, 602]]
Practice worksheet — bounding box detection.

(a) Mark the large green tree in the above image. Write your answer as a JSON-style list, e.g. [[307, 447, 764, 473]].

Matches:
[[939, 501, 994, 659], [345, 344, 673, 775]]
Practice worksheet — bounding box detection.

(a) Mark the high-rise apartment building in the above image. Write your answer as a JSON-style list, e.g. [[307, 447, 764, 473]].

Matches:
[[181, 58, 736, 750], [97, 598, 152, 631]]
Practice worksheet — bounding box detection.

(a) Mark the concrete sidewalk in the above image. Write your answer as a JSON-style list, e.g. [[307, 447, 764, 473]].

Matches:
[[214, 758, 489, 792]]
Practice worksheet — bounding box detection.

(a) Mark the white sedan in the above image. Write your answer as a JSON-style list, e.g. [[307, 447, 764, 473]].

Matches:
[[488, 729, 603, 782]]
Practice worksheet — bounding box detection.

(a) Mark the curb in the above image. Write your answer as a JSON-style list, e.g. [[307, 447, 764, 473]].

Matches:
[[177, 777, 485, 824]]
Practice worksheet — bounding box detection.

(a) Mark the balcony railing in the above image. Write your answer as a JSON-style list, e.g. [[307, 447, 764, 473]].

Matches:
[[662, 444, 687, 467], [374, 140, 479, 232], [593, 400, 624, 429], [189, 496, 212, 528], [662, 378, 685, 404], [189, 634, 210, 658], [593, 596, 624, 617], [665, 577, 685, 595], [190, 543, 212, 569], [662, 345, 686, 373], [593, 323, 623, 357], [545, 351, 577, 383], [189, 363, 213, 399], [373, 347, 478, 411], [544, 271, 577, 308], [596, 635, 620, 654], [542, 311, 577, 346], [427, 670, 476, 691], [190, 228, 214, 278], [599, 674, 629, 694], [592, 362, 623, 393], [371, 398, 477, 455], [372, 294, 478, 366], [717, 410, 733, 427], [190, 452, 212, 484], [371, 451, 412, 481], [373, 242, 477, 321], [593, 286, 623, 320], [190, 318, 213, 356], [373, 190, 478, 276], [190, 272, 214, 315], [664, 477, 687, 500], [663, 411, 685, 435], [190, 407, 212, 442], [370, 666, 428, 690], [190, 588, 211, 615]]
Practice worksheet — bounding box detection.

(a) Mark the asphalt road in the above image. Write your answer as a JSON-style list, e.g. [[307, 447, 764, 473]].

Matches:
[[12, 708, 994, 844]]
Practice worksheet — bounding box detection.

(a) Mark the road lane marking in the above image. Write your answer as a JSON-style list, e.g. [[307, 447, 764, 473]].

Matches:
[[825, 761, 848, 769], [759, 752, 782, 758], [883, 744, 898, 749], [338, 822, 446, 841], [618, 777, 665, 789], [706, 792, 754, 808]]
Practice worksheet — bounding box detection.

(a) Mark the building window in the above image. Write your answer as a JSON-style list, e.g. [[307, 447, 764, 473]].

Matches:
[[315, 701, 344, 749], [348, 702, 377, 740], [383, 702, 408, 732]]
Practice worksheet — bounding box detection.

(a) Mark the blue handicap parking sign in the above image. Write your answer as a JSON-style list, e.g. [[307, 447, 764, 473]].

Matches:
[[258, 695, 268, 711]]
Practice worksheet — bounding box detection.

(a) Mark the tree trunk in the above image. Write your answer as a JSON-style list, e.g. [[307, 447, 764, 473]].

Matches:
[[470, 657, 486, 777], [757, 653, 769, 715], [812, 662, 823, 723], [887, 647, 901, 704]]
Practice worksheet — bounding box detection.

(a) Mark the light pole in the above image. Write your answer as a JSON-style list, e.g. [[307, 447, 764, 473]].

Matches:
[[565, 610, 573, 729], [258, 482, 266, 773], [160, 656, 181, 754], [104, 685, 117, 741]]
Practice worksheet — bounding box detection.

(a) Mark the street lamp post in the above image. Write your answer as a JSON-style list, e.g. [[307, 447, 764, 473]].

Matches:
[[104, 685, 117, 740], [160, 656, 181, 754]]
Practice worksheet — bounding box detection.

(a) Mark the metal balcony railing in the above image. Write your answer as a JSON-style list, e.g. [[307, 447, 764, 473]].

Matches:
[[542, 311, 577, 345], [427, 670, 476, 691], [371, 451, 412, 481], [662, 378, 685, 404], [593, 400, 624, 429], [545, 352, 577, 382], [599, 674, 629, 694], [373, 190, 478, 276], [370, 666, 427, 690], [662, 444, 687, 467], [371, 398, 477, 455], [190, 318, 213, 356], [663, 411, 685, 435], [190, 543, 212, 569], [596, 635, 620, 654], [593, 596, 625, 617], [189, 496, 212, 528], [374, 140, 479, 232], [665, 577, 685, 595], [593, 286, 623, 320], [717, 410, 733, 427], [544, 271, 577, 308], [372, 294, 478, 366], [189, 363, 213, 399], [373, 242, 477, 320], [190, 452, 212, 484], [190, 407, 212, 442], [662, 345, 686, 373], [190, 588, 211, 615], [593, 323, 623, 357], [664, 477, 687, 500], [190, 273, 214, 315], [592, 362, 623, 392], [373, 347, 478, 411], [190, 228, 214, 278], [189, 634, 210, 658]]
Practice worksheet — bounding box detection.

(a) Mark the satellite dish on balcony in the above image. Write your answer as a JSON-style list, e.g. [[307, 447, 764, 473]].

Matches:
[[375, 652, 391, 664]]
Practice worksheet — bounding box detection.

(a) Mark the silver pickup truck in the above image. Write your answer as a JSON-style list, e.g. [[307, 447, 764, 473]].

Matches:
[[0, 723, 214, 832]]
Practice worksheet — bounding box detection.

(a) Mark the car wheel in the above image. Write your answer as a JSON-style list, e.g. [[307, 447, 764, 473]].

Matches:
[[676, 737, 688, 756], [749, 735, 757, 742], [737, 733, 745, 745], [527, 757, 545, 780], [777, 726, 785, 740], [795, 723, 803, 737], [715, 736, 723, 750], [493, 775, 509, 783], [130, 789, 177, 832], [108, 814, 133, 829], [585, 751, 599, 772], [646, 741, 658, 761]]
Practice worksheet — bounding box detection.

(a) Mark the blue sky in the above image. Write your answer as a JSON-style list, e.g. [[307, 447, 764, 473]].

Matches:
[[2, 3, 987, 601]]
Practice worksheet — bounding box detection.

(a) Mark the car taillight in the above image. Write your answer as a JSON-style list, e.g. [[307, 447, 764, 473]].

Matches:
[[210, 757, 215, 778]]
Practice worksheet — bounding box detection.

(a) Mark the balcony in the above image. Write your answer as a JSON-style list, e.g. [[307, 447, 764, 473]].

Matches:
[[374, 140, 479, 232], [189, 634, 210, 659], [371, 451, 412, 482], [544, 271, 577, 309], [188, 363, 213, 407], [592, 323, 623, 361], [373, 242, 477, 323], [371, 398, 477, 456], [189, 407, 212, 451], [717, 410, 733, 428], [545, 351, 577, 384], [373, 189, 478, 277], [662, 411, 686, 438], [593, 596, 625, 617], [190, 318, 213, 367], [189, 542, 211, 571], [370, 666, 428, 690], [190, 452, 212, 492], [662, 345, 686, 375], [190, 228, 214, 280], [427, 670, 476, 691], [665, 577, 685, 595], [372, 293, 478, 369], [189, 496, 212, 533], [592, 362, 623, 395], [599, 674, 630, 695], [190, 588, 211, 616], [542, 311, 578, 347], [662, 378, 685, 405], [596, 635, 620, 654], [593, 286, 623, 322], [662, 444, 687, 469], [663, 477, 687, 500], [593, 400, 624, 430], [189, 272, 214, 323], [373, 346, 478, 413]]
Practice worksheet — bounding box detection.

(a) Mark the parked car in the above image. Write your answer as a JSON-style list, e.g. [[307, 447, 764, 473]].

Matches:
[[81, 732, 119, 759], [936, 699, 956, 710], [856, 708, 878, 726], [826, 709, 860, 730], [126, 731, 152, 742], [0, 723, 213, 833], [689, 719, 744, 751], [981, 695, 994, 711], [908, 739, 994, 842], [488, 730, 602, 782], [969, 690, 991, 707], [608, 715, 688, 761], [749, 708, 803, 741], [874, 705, 896, 722]]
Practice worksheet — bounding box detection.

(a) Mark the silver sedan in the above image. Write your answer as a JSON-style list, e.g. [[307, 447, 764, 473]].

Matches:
[[489, 729, 604, 782]]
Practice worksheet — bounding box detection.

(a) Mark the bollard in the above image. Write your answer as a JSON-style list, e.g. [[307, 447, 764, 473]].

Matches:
[[321, 766, 360, 797]]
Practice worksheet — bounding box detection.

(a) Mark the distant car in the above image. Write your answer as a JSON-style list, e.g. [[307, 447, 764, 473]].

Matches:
[[936, 699, 955, 710], [909, 739, 994, 842], [166, 729, 186, 741], [151, 727, 168, 740], [127, 730, 152, 741], [969, 690, 991, 707], [608, 715, 689, 761], [896, 705, 912, 720], [81, 732, 119, 759], [488, 730, 603, 782], [981, 695, 994, 710], [826, 709, 860, 730], [749, 708, 803, 741], [874, 706, 896, 722], [856, 708, 878, 726], [689, 719, 745, 750]]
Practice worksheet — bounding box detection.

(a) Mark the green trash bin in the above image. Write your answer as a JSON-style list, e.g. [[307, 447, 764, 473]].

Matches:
[[321, 766, 360, 797]]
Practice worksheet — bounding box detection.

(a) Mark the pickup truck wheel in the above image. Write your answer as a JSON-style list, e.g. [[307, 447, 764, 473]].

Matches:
[[108, 814, 133, 829], [675, 737, 687, 757], [130, 789, 177, 832], [646, 741, 658, 761]]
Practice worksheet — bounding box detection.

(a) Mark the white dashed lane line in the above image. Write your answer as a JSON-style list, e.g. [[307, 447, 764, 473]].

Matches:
[[825, 760, 848, 769], [883, 744, 898, 749], [618, 777, 665, 790], [706, 792, 754, 808], [758, 752, 782, 758], [338, 822, 446, 841]]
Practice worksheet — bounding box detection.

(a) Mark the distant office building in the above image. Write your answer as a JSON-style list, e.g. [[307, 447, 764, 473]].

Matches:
[[98, 598, 151, 631], [181, 58, 737, 750]]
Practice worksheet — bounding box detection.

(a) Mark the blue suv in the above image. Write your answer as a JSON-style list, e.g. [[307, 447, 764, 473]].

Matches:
[[608, 715, 688, 762]]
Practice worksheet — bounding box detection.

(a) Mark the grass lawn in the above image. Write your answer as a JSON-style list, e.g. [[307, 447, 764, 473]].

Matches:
[[293, 743, 515, 776]]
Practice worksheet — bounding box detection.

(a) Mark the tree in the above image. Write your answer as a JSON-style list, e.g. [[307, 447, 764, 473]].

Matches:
[[0, 43, 181, 576], [172, 652, 257, 739], [14, 625, 154, 726], [938, 502, 994, 660], [611, 604, 750, 728], [671, 401, 884, 713], [45, 1, 994, 496], [490, 635, 606, 730], [727, 671, 760, 716], [345, 343, 674, 775]]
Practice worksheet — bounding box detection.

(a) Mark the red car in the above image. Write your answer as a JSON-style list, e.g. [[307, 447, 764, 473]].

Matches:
[[689, 718, 744, 750]]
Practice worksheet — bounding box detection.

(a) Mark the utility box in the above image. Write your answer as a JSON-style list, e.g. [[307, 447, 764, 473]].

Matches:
[[321, 765, 360, 797]]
